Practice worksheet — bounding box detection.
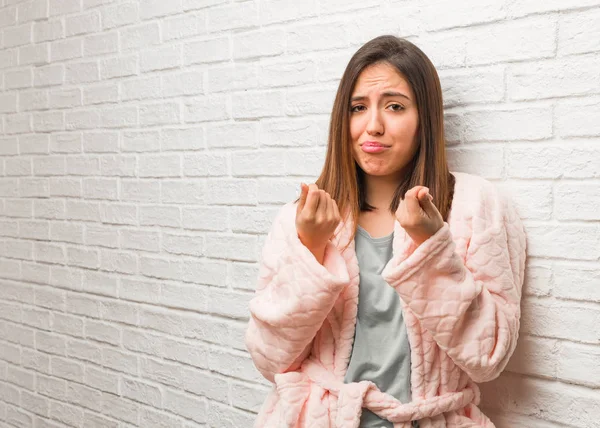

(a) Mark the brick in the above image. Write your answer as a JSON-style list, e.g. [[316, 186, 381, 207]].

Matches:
[[162, 233, 203, 257], [230, 381, 268, 412], [52, 313, 84, 338], [66, 338, 101, 364], [162, 12, 205, 41], [85, 365, 119, 394], [83, 131, 119, 152], [50, 401, 84, 427], [100, 155, 137, 177], [50, 221, 84, 244], [559, 9, 600, 56], [99, 299, 137, 325], [19, 43, 49, 66], [184, 36, 230, 65], [38, 375, 66, 400], [82, 268, 119, 297], [34, 19, 63, 42], [86, 224, 118, 247], [84, 32, 118, 56], [6, 406, 33, 427], [66, 11, 101, 36], [120, 229, 160, 252], [230, 207, 278, 234], [140, 357, 183, 388], [163, 337, 207, 368], [7, 365, 35, 390], [34, 287, 65, 311], [554, 262, 600, 303], [508, 55, 600, 101], [83, 177, 119, 200], [35, 242, 65, 264], [140, 205, 181, 228], [140, 256, 182, 281], [65, 109, 101, 130], [507, 145, 600, 179], [182, 206, 228, 231], [120, 23, 160, 51], [33, 156, 66, 176], [85, 319, 120, 345], [66, 61, 99, 84], [139, 102, 180, 126], [121, 76, 162, 101], [100, 106, 138, 128], [102, 348, 138, 375], [164, 389, 206, 423], [555, 183, 600, 220], [160, 281, 203, 310], [102, 2, 138, 29], [555, 99, 600, 138], [33, 111, 64, 132], [287, 22, 346, 54], [232, 90, 284, 119], [206, 179, 257, 205], [141, 45, 181, 72], [100, 55, 137, 80], [5, 113, 32, 134], [18, 0, 49, 22], [206, 122, 254, 149], [122, 377, 162, 406], [6, 158, 32, 176], [50, 133, 82, 153], [231, 150, 284, 177], [207, 2, 258, 32], [233, 28, 284, 59], [121, 180, 160, 203], [463, 107, 552, 142], [100, 203, 137, 225], [139, 307, 185, 336], [521, 299, 600, 344], [162, 70, 204, 97], [100, 392, 139, 424], [19, 89, 47, 111], [21, 348, 50, 373], [506, 0, 600, 18], [4, 23, 32, 48], [286, 86, 335, 116], [140, 408, 183, 428], [49, 0, 81, 16], [184, 95, 228, 123], [5, 69, 32, 90], [51, 38, 83, 62], [161, 180, 205, 204], [183, 153, 227, 176], [119, 278, 161, 305]]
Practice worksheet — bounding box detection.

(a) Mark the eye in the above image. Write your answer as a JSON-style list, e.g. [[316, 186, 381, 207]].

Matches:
[[388, 103, 404, 112], [350, 105, 365, 113]]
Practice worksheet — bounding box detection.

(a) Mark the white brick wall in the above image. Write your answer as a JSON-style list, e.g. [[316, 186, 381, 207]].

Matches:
[[0, 0, 599, 427]]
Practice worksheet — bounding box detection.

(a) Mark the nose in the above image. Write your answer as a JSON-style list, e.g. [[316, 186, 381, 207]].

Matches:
[[366, 108, 383, 136]]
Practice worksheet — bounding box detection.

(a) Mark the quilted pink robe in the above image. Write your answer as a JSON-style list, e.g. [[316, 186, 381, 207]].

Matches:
[[245, 172, 526, 427]]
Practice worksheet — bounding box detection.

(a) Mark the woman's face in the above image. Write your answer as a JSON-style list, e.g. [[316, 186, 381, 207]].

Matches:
[[350, 62, 419, 181]]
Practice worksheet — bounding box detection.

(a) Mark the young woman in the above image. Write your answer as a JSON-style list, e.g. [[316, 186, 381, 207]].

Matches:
[[245, 35, 526, 428]]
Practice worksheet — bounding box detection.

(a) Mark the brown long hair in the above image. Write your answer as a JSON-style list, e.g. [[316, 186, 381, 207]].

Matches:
[[307, 35, 454, 245]]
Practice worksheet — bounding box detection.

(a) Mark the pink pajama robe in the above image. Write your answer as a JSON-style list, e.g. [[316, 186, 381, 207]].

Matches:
[[245, 172, 527, 428]]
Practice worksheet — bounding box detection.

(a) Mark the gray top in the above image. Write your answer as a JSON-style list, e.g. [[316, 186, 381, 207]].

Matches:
[[343, 225, 415, 428]]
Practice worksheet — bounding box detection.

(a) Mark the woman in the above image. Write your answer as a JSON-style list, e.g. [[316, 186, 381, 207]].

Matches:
[[245, 35, 526, 428]]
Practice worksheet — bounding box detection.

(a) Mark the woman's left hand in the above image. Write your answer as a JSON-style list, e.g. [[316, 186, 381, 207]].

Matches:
[[395, 186, 444, 246]]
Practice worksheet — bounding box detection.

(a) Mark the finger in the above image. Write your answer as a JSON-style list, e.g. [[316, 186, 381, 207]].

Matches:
[[404, 188, 423, 216], [304, 183, 321, 216], [316, 190, 328, 219], [419, 190, 440, 218], [296, 183, 309, 214]]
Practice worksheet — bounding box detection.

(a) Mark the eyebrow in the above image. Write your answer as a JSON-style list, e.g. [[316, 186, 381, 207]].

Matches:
[[350, 91, 411, 102]]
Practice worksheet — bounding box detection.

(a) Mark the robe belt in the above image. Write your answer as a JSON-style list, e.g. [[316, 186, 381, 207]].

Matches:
[[275, 359, 478, 428]]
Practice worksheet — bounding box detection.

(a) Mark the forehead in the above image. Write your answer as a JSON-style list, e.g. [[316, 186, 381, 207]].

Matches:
[[352, 62, 412, 95]]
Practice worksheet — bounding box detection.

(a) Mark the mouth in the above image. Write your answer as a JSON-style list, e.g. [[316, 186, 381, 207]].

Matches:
[[360, 141, 390, 153]]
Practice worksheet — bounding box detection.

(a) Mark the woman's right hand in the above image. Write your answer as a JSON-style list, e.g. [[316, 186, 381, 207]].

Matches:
[[295, 183, 341, 264]]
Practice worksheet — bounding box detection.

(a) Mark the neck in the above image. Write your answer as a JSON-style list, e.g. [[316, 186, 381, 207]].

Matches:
[[364, 173, 402, 211]]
